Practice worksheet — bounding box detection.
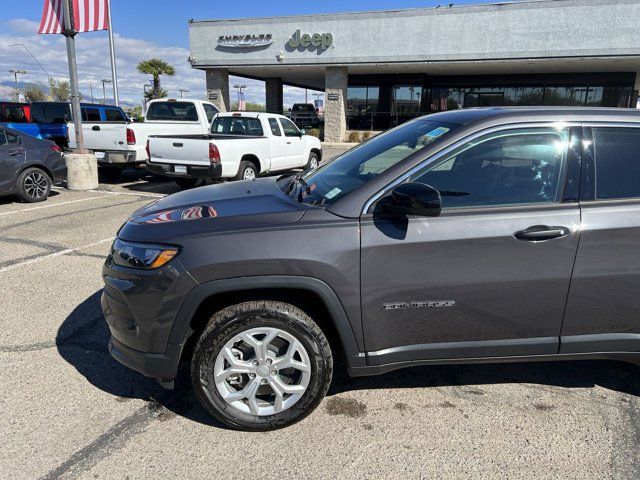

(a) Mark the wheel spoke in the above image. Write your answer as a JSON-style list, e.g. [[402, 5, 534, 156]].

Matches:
[[269, 375, 306, 395]]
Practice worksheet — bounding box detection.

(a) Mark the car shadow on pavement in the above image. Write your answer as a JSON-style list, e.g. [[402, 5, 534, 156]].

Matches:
[[58, 291, 640, 428]]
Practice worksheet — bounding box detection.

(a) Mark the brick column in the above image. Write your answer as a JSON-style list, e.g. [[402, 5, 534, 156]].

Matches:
[[324, 66, 348, 142], [265, 78, 284, 114], [205, 68, 230, 112]]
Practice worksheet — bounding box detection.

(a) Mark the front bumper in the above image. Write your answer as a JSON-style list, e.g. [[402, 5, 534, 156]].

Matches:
[[145, 161, 222, 179], [101, 252, 199, 386]]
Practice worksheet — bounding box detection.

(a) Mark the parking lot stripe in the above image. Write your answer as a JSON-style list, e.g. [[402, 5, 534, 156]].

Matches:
[[0, 237, 114, 274], [0, 196, 111, 217], [88, 189, 165, 198]]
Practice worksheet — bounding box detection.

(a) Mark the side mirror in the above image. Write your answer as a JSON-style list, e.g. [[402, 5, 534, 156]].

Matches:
[[380, 182, 441, 217], [300, 129, 306, 136]]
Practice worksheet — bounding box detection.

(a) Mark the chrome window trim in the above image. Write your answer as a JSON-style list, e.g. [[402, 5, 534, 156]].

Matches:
[[361, 121, 582, 215]]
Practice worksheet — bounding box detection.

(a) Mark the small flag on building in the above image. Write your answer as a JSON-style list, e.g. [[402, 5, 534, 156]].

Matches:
[[38, 0, 110, 34]]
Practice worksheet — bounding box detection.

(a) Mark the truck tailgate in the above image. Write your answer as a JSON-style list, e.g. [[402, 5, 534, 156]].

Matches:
[[148, 135, 210, 166]]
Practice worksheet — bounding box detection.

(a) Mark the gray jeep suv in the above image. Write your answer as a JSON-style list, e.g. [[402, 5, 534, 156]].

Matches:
[[103, 107, 640, 430]]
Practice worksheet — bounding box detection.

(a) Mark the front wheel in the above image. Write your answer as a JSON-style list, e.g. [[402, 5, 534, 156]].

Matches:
[[16, 167, 51, 203], [305, 152, 319, 171], [191, 301, 333, 431]]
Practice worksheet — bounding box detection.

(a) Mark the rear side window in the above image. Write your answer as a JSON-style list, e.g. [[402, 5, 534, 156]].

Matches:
[[105, 108, 125, 122], [6, 132, 20, 144], [3, 106, 27, 123], [593, 127, 640, 200], [268, 118, 281, 136], [146, 102, 198, 121], [82, 108, 101, 122], [203, 104, 218, 123]]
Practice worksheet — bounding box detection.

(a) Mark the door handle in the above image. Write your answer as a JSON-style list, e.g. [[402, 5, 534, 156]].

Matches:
[[92, 126, 100, 131], [286, 141, 292, 145], [514, 225, 569, 241], [173, 142, 183, 148], [8, 149, 22, 156]]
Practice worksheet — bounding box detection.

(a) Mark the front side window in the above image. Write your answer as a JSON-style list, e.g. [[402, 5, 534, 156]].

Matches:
[[593, 127, 640, 200], [203, 104, 218, 123], [211, 117, 264, 136], [410, 127, 569, 208], [146, 102, 198, 121], [279, 118, 300, 137], [105, 108, 125, 122], [268, 118, 281, 136], [280, 119, 457, 206]]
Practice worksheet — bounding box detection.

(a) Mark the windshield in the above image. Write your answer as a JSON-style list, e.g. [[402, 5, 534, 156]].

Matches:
[[211, 116, 264, 136], [279, 119, 458, 206], [292, 104, 315, 112]]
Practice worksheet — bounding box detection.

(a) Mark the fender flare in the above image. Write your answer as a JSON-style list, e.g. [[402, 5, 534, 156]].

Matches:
[[167, 275, 366, 368]]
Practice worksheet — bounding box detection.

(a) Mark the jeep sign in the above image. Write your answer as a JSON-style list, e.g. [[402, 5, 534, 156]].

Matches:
[[287, 30, 333, 51]]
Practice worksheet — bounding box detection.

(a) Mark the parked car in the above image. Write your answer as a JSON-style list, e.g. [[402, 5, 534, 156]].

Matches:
[[289, 103, 320, 128], [147, 112, 322, 188], [0, 101, 70, 148], [0, 125, 66, 202], [68, 99, 218, 175], [102, 107, 640, 431]]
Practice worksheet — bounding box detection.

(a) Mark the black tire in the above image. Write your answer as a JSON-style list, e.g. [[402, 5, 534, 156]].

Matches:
[[234, 161, 257, 181], [175, 178, 204, 189], [16, 167, 51, 203], [191, 300, 333, 431], [305, 151, 320, 171]]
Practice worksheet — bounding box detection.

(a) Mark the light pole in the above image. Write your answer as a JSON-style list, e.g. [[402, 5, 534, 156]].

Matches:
[[9, 44, 52, 99], [179, 88, 189, 99], [233, 84, 246, 110], [101, 79, 112, 104], [89, 81, 94, 103], [9, 69, 28, 102]]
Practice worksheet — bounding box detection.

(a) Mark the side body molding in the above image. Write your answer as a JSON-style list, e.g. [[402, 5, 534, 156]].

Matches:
[[167, 275, 367, 368]]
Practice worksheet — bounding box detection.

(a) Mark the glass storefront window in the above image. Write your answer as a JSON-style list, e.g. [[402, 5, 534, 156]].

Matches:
[[347, 86, 380, 130]]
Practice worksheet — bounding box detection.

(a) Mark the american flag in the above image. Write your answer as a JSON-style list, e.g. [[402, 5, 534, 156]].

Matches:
[[38, 0, 110, 35]]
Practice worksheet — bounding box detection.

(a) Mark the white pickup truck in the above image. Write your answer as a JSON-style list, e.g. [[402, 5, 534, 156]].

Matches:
[[146, 112, 322, 187], [67, 99, 219, 174]]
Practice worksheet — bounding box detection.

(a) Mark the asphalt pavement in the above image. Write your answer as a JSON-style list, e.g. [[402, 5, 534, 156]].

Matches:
[[1, 144, 640, 479]]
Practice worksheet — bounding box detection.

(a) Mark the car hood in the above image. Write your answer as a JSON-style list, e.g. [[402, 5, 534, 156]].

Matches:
[[118, 177, 306, 243]]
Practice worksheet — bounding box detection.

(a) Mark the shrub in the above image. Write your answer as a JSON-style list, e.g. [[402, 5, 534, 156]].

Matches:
[[347, 131, 361, 143], [307, 128, 320, 138], [362, 131, 372, 141]]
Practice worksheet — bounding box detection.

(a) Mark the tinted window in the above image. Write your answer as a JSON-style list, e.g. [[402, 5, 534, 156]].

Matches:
[[3, 106, 27, 123], [6, 132, 21, 144], [593, 127, 640, 200], [105, 108, 125, 122], [82, 108, 101, 122], [268, 118, 281, 136], [30, 103, 70, 124], [279, 118, 300, 137], [292, 104, 315, 112], [211, 117, 264, 136], [203, 104, 218, 123], [0, 130, 6, 145], [146, 102, 198, 121], [411, 127, 569, 208]]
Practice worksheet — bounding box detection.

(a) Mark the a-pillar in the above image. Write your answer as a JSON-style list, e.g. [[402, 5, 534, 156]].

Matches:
[[206, 68, 230, 112], [324, 66, 348, 142], [265, 78, 283, 114]]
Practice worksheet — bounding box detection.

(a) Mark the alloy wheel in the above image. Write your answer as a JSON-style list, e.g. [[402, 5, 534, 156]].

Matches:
[[243, 167, 256, 180], [24, 171, 49, 199], [204, 327, 312, 416]]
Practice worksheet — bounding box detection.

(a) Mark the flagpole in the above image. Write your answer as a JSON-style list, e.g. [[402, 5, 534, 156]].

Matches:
[[107, 0, 119, 106], [62, 0, 85, 152]]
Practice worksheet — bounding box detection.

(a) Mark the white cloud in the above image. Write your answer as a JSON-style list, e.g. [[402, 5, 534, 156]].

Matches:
[[0, 18, 320, 108]]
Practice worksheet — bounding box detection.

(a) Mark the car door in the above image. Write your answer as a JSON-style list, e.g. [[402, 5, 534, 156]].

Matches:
[[80, 107, 104, 151], [561, 124, 640, 354], [279, 118, 306, 168], [0, 129, 25, 192], [360, 124, 582, 365], [267, 117, 288, 171]]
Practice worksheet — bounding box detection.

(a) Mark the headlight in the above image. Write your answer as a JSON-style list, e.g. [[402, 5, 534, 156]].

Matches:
[[111, 238, 179, 270]]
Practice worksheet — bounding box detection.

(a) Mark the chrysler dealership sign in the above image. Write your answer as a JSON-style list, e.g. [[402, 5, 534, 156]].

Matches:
[[217, 34, 273, 48]]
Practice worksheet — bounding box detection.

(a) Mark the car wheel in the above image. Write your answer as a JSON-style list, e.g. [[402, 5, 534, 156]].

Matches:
[[191, 300, 333, 431], [16, 167, 51, 203], [306, 152, 319, 170], [235, 161, 257, 181], [175, 178, 204, 189]]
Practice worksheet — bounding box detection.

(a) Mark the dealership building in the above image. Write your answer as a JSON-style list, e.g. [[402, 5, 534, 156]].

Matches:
[[188, 0, 640, 142]]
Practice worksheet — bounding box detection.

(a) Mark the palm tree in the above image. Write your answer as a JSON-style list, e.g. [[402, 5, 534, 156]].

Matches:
[[137, 58, 175, 100]]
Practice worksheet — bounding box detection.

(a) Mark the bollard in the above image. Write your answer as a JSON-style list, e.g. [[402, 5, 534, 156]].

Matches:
[[65, 153, 99, 190]]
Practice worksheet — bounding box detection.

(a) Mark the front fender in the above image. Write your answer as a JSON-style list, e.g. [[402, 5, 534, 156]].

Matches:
[[168, 275, 366, 368]]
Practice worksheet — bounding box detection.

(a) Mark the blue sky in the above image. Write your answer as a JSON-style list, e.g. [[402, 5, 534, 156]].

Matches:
[[1, 0, 514, 105]]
